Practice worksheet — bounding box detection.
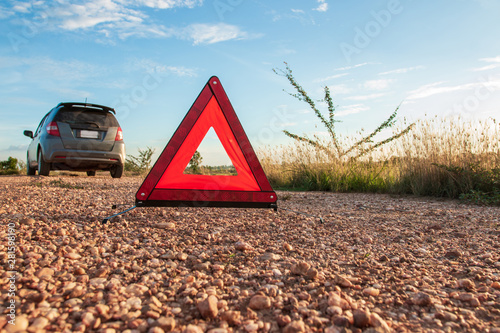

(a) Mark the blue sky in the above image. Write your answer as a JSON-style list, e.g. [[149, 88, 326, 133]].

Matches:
[[1, 0, 500, 165]]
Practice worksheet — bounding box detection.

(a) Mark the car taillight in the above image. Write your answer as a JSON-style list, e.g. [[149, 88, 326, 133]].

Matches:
[[46, 121, 60, 136], [115, 127, 123, 141]]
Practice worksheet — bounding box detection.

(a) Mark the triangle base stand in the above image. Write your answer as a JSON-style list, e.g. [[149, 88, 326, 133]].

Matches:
[[102, 205, 137, 224]]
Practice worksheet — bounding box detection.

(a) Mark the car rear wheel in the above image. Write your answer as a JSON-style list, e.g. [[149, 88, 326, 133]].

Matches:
[[37, 150, 51, 176], [27, 156, 36, 176], [110, 164, 123, 178], [87, 171, 96, 177]]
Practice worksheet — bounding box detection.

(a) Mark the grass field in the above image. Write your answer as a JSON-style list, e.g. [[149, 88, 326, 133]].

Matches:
[[260, 116, 500, 205]]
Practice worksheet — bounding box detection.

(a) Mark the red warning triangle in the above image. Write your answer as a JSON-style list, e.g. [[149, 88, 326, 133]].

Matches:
[[135, 76, 277, 209]]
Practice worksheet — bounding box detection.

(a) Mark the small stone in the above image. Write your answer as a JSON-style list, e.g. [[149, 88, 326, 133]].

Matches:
[[74, 267, 86, 275], [235, 241, 252, 251], [81, 312, 95, 327], [459, 292, 475, 302], [28, 317, 49, 331], [469, 297, 481, 307], [221, 310, 241, 326], [36, 267, 55, 278], [207, 329, 228, 333], [283, 243, 293, 251], [277, 315, 292, 327], [324, 326, 342, 333], [194, 262, 211, 271], [20, 218, 35, 225], [156, 317, 176, 332], [326, 306, 343, 316], [291, 262, 310, 276], [149, 327, 165, 333], [491, 281, 500, 290], [65, 252, 82, 260], [332, 316, 350, 327], [370, 313, 391, 333], [244, 321, 259, 332], [352, 309, 370, 328], [6, 315, 29, 333], [197, 295, 218, 319], [248, 295, 271, 310], [412, 292, 432, 306], [435, 311, 458, 322], [125, 283, 149, 296], [154, 222, 175, 229], [306, 268, 319, 280], [127, 296, 142, 310], [457, 279, 474, 290], [283, 320, 306, 333], [259, 252, 281, 261], [334, 275, 353, 288], [183, 324, 204, 333], [445, 249, 462, 259], [378, 255, 388, 262], [363, 287, 380, 297]]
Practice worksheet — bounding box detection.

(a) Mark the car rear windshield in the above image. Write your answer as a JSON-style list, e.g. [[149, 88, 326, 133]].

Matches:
[[54, 107, 119, 128]]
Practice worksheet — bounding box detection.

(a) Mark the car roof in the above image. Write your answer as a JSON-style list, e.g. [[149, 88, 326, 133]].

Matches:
[[56, 102, 116, 114]]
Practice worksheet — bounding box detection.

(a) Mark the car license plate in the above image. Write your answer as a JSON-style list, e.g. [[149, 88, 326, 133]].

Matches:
[[80, 130, 99, 139]]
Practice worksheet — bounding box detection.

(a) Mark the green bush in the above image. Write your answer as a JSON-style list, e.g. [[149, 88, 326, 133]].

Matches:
[[0, 157, 20, 175], [125, 147, 155, 175]]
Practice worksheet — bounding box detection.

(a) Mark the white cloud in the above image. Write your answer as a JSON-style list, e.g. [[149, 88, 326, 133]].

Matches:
[[336, 104, 369, 117], [134, 0, 203, 9], [472, 64, 500, 72], [127, 58, 197, 76], [471, 56, 500, 71], [313, 0, 328, 12], [379, 66, 425, 75], [3, 0, 252, 44], [407, 82, 463, 100], [405, 79, 500, 100], [480, 56, 500, 63], [335, 62, 371, 71], [0, 4, 15, 18], [314, 73, 348, 83], [291, 9, 304, 14], [364, 79, 393, 91], [181, 23, 250, 45]]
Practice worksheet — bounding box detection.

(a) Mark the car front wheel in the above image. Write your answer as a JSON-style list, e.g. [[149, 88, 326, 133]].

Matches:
[[38, 150, 51, 176], [110, 164, 123, 178]]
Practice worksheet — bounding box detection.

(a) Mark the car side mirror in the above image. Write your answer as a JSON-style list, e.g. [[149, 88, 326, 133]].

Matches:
[[23, 130, 33, 139]]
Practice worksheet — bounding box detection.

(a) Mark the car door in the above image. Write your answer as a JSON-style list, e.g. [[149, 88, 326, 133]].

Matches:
[[28, 112, 50, 166]]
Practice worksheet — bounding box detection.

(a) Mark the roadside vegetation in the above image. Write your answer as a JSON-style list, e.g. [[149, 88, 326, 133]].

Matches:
[[260, 63, 500, 205], [124, 146, 156, 175], [0, 157, 23, 175]]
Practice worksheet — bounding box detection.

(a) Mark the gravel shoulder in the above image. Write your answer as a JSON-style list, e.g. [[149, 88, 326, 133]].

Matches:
[[1, 175, 499, 333]]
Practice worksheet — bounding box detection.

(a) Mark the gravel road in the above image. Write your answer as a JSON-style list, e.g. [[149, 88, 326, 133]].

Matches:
[[1, 175, 499, 333]]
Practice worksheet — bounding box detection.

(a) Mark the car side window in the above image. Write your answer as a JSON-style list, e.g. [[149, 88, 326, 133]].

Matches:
[[34, 112, 50, 137]]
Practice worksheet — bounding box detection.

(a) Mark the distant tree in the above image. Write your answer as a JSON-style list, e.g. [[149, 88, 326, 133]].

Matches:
[[188, 151, 203, 174], [0, 157, 20, 175]]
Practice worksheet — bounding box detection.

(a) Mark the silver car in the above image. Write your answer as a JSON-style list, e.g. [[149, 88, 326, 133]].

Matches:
[[24, 102, 125, 178]]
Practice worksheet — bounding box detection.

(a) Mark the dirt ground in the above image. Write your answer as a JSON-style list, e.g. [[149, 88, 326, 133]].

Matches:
[[1, 175, 499, 333]]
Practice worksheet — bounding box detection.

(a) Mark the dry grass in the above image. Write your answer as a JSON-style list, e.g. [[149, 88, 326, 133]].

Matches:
[[259, 116, 500, 203]]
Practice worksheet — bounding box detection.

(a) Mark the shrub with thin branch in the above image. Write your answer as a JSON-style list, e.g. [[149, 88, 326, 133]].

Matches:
[[273, 62, 414, 161]]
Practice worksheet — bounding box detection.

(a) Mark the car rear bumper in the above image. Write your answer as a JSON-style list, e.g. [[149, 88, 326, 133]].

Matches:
[[44, 143, 125, 171]]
